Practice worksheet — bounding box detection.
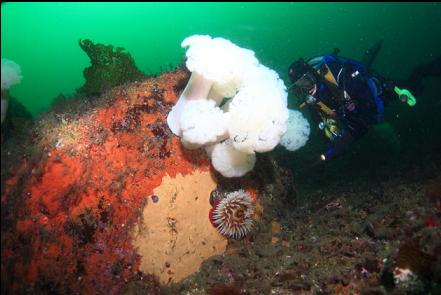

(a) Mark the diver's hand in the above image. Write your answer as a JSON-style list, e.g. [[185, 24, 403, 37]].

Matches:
[[320, 130, 356, 161]]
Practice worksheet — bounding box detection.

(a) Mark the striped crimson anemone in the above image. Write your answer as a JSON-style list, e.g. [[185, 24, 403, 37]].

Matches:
[[209, 190, 254, 239]]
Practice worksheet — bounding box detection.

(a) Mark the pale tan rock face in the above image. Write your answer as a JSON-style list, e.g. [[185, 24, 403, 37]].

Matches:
[[131, 170, 227, 284]]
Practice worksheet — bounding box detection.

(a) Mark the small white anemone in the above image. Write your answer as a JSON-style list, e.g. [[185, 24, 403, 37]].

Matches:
[[1, 58, 23, 124], [227, 65, 289, 154], [179, 99, 228, 147], [1, 58, 22, 91], [183, 35, 259, 100], [393, 267, 414, 284], [211, 139, 256, 177], [167, 71, 213, 135], [280, 109, 310, 151]]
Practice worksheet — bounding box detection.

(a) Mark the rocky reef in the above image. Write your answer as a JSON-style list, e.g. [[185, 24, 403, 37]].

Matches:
[[0, 95, 33, 144], [0, 68, 295, 294]]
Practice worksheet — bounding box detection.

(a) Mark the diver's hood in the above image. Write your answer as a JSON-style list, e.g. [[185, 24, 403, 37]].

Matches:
[[288, 58, 312, 83]]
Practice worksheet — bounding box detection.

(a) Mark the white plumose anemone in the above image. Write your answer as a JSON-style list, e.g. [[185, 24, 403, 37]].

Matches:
[[227, 65, 289, 154], [179, 99, 228, 147], [166, 35, 305, 178], [167, 71, 213, 136], [280, 109, 310, 151], [1, 58, 22, 91], [211, 139, 256, 178], [167, 35, 258, 136], [1, 58, 22, 124]]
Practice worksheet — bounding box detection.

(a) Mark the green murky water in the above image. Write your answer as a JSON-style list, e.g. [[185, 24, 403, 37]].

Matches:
[[2, 2, 441, 188], [2, 2, 440, 116]]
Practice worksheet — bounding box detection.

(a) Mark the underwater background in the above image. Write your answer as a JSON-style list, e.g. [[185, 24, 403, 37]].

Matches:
[[2, 2, 441, 188], [2, 2, 440, 115], [1, 2, 441, 294]]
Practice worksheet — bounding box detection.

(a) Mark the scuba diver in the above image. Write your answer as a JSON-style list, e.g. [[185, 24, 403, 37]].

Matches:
[[288, 41, 440, 161]]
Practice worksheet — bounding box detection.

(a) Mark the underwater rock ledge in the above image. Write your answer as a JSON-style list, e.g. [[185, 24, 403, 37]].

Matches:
[[0, 69, 294, 295]]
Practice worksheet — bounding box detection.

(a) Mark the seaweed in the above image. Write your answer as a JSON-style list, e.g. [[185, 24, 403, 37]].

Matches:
[[78, 39, 145, 96]]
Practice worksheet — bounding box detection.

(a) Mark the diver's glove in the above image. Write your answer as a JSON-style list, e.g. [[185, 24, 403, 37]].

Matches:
[[394, 87, 416, 106]]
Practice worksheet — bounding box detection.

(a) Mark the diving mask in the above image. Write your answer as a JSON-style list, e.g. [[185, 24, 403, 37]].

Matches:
[[292, 72, 317, 98], [289, 58, 318, 98]]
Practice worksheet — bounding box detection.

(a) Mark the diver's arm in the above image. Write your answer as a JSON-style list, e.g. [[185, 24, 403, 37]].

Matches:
[[320, 129, 356, 161], [380, 79, 416, 107], [407, 55, 441, 95]]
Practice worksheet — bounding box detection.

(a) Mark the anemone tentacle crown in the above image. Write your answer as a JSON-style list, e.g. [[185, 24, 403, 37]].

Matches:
[[210, 190, 254, 239]]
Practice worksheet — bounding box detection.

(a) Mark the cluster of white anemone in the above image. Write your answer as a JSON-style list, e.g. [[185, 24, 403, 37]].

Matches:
[[167, 35, 309, 177]]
